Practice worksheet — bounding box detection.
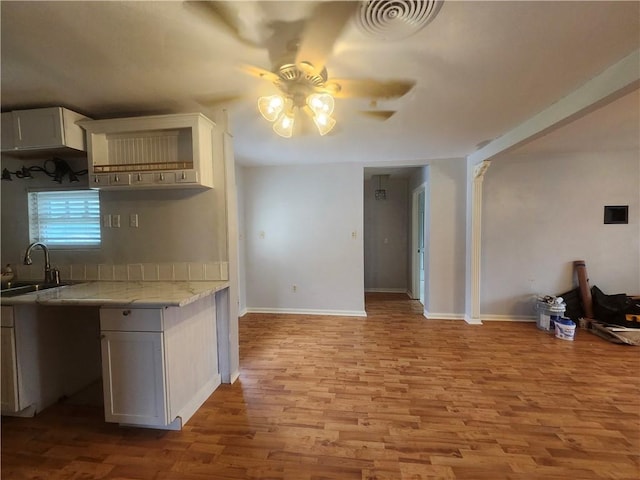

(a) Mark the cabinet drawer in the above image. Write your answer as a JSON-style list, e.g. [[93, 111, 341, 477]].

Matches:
[[1, 306, 14, 327], [100, 308, 164, 332]]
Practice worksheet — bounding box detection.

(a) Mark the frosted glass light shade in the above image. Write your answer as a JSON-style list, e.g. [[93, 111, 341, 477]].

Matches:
[[307, 93, 335, 116], [313, 112, 336, 136], [258, 95, 285, 122], [273, 112, 295, 138]]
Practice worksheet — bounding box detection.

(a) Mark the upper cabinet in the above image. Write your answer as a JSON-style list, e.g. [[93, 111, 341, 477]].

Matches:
[[1, 107, 90, 156], [78, 113, 219, 190]]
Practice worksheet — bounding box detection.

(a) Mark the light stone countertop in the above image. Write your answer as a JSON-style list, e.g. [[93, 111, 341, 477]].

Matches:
[[1, 281, 229, 308]]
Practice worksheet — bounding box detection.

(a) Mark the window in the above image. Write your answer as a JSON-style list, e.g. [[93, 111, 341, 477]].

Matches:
[[28, 190, 101, 248]]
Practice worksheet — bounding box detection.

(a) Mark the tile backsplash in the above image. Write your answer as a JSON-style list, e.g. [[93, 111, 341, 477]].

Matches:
[[13, 261, 229, 282]]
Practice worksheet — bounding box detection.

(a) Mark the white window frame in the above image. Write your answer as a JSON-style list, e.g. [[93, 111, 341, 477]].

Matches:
[[28, 189, 101, 249]]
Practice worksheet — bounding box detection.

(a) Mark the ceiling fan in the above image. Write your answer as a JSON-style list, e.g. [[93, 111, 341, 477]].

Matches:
[[187, 0, 443, 137]]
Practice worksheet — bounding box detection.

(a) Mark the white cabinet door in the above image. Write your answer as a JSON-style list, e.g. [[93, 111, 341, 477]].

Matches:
[[12, 107, 64, 149], [0, 327, 19, 412], [100, 330, 168, 426], [1, 112, 15, 151]]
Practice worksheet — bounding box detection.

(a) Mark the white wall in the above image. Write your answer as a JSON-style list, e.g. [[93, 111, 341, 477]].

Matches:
[[242, 163, 365, 315], [482, 150, 640, 317], [0, 154, 229, 279], [363, 176, 409, 292], [426, 159, 468, 318]]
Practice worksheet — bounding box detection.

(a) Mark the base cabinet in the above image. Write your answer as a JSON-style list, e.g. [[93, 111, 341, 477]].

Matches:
[[101, 330, 168, 426], [0, 325, 19, 412], [1, 305, 40, 416], [99, 296, 220, 430], [0, 305, 101, 417]]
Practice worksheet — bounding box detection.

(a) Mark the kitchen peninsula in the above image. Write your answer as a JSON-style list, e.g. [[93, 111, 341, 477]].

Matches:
[[1, 281, 230, 430]]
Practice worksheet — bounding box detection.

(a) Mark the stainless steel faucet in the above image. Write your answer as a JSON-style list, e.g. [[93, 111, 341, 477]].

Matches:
[[23, 242, 58, 284]]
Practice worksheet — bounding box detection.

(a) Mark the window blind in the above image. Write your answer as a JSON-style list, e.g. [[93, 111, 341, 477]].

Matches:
[[28, 190, 101, 247]]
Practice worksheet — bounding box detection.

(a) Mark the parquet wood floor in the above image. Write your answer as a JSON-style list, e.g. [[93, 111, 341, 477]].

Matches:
[[2, 293, 639, 479]]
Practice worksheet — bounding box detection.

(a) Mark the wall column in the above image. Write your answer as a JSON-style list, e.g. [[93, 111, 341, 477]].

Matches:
[[465, 160, 491, 324]]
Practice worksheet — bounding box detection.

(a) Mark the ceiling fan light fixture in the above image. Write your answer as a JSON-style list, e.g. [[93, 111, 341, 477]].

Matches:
[[273, 111, 295, 138], [258, 94, 285, 122], [313, 112, 336, 136], [307, 93, 335, 116]]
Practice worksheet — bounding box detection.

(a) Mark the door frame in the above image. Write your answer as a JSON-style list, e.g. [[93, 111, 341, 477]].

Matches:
[[411, 182, 427, 303]]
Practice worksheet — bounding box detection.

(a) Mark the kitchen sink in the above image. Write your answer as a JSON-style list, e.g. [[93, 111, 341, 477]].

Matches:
[[1, 281, 72, 297]]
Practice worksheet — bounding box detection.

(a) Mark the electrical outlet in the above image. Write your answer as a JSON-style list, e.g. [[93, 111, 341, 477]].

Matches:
[[130, 213, 138, 228], [112, 214, 121, 228], [292, 285, 297, 293], [102, 214, 111, 228]]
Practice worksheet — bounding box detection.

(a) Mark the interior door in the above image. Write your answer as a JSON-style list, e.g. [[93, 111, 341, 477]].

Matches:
[[411, 184, 427, 304], [418, 189, 425, 305]]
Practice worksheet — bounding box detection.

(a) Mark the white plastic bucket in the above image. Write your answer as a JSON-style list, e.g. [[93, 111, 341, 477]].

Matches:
[[536, 300, 566, 332], [555, 317, 576, 341]]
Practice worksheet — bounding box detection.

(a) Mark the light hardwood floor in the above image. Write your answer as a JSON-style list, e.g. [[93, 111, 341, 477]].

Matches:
[[2, 293, 639, 479]]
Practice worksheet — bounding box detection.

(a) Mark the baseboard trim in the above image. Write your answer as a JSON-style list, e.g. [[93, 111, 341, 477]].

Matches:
[[420, 312, 537, 324], [423, 311, 466, 321], [228, 370, 240, 384], [245, 308, 368, 318], [481, 314, 536, 322], [238, 307, 248, 317], [365, 288, 410, 295], [463, 314, 483, 325]]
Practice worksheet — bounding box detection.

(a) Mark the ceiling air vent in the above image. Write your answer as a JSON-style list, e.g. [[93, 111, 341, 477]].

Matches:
[[356, 0, 444, 40]]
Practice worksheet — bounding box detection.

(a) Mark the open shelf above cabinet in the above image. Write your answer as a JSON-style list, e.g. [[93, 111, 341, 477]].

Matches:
[[78, 113, 219, 189]]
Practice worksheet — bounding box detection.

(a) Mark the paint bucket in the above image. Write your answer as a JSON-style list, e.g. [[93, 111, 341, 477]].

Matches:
[[554, 317, 576, 341], [536, 300, 566, 333]]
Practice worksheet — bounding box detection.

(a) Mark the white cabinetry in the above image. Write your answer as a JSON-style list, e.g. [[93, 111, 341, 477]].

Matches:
[[0, 305, 101, 417], [101, 329, 168, 426], [1, 107, 89, 154], [99, 295, 220, 430], [79, 113, 219, 190], [1, 307, 19, 412], [1, 112, 15, 151], [1, 304, 41, 416]]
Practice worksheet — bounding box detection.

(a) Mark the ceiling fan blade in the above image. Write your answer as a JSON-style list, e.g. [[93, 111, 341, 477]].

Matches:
[[359, 110, 397, 121], [240, 64, 280, 84], [295, 1, 358, 75], [196, 93, 245, 109], [325, 79, 416, 99], [183, 1, 270, 46]]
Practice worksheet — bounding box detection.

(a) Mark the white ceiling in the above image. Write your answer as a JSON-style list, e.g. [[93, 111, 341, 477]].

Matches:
[[1, 1, 638, 167]]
